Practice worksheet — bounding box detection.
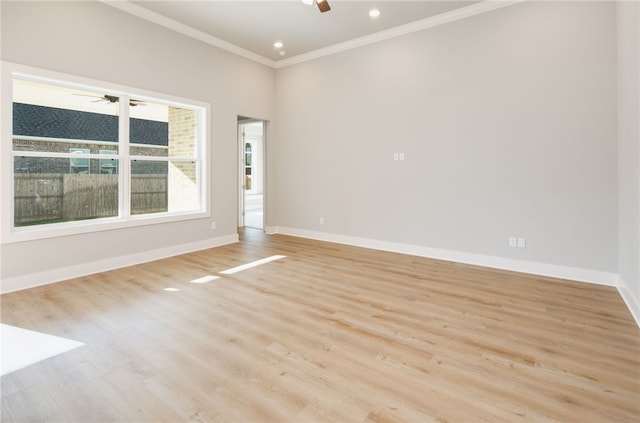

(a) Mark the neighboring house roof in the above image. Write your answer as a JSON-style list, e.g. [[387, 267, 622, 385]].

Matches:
[[13, 103, 169, 146]]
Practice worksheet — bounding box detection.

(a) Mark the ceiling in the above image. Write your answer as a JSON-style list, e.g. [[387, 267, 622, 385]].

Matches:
[[107, 1, 492, 67]]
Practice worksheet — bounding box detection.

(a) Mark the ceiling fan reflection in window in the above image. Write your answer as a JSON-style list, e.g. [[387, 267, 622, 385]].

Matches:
[[302, 0, 331, 13], [74, 93, 145, 106]]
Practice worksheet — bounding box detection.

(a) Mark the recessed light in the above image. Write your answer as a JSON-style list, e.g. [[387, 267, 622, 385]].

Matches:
[[369, 8, 381, 18], [274, 41, 284, 49]]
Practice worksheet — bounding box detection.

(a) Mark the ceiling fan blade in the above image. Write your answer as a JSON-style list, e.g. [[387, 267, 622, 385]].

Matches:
[[317, 0, 330, 13], [74, 92, 145, 107]]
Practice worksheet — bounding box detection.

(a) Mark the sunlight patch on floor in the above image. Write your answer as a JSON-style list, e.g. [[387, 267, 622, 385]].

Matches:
[[220, 255, 287, 275], [190, 275, 220, 284], [0, 324, 84, 376]]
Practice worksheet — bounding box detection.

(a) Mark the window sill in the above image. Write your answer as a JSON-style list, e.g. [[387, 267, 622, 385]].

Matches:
[[1, 210, 210, 244]]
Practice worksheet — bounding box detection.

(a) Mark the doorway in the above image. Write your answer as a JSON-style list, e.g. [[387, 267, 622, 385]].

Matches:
[[238, 118, 265, 230]]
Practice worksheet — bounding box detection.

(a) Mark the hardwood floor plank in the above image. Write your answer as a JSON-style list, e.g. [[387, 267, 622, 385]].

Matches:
[[1, 229, 638, 422]]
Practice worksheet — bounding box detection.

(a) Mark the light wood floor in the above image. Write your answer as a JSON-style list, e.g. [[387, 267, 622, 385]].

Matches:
[[2, 229, 639, 422]]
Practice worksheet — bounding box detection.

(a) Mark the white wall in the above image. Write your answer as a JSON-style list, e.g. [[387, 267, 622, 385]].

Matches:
[[0, 1, 275, 289], [2, 1, 633, 304], [617, 1, 640, 324], [274, 1, 618, 282]]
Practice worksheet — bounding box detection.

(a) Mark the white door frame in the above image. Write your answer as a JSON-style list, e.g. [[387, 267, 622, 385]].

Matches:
[[237, 118, 266, 230]]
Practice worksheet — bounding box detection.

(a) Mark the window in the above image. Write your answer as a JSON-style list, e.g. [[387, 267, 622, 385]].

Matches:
[[2, 63, 209, 242], [70, 148, 91, 174], [99, 150, 118, 174], [245, 142, 253, 191]]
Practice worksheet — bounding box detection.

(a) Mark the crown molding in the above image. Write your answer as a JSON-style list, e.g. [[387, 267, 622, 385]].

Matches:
[[274, 0, 525, 68], [101, 0, 524, 70], [98, 0, 277, 68]]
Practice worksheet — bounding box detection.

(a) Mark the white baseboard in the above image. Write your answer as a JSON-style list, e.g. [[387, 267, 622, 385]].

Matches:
[[274, 226, 638, 329], [617, 276, 640, 328], [0, 234, 238, 294], [271, 226, 619, 287], [3, 226, 636, 328]]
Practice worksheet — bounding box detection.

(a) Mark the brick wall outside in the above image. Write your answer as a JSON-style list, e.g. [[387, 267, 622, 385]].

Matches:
[[167, 107, 198, 211], [168, 106, 196, 179], [13, 138, 167, 175]]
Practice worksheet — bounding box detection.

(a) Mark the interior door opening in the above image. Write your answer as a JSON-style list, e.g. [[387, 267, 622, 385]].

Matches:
[[238, 118, 265, 230]]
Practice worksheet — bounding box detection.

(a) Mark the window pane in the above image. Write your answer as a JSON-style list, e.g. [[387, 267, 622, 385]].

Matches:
[[12, 80, 121, 227], [131, 160, 198, 215], [13, 79, 119, 148], [131, 160, 168, 215], [245, 143, 252, 166], [130, 102, 200, 215], [99, 150, 118, 174], [168, 161, 198, 212], [14, 157, 118, 226], [129, 101, 169, 157], [130, 103, 196, 158]]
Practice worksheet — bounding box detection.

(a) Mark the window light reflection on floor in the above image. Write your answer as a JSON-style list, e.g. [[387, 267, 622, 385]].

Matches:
[[190, 275, 220, 284], [219, 255, 287, 275], [168, 256, 286, 292]]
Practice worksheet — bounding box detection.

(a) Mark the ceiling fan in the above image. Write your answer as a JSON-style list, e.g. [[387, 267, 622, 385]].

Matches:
[[74, 93, 145, 106], [302, 0, 331, 13]]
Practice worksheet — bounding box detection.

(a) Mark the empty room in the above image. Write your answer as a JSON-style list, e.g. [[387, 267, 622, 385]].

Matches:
[[1, 1, 639, 422]]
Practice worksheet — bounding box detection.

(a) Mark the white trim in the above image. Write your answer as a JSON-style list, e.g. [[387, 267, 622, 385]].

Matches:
[[0, 234, 239, 294], [101, 0, 523, 70], [13, 135, 169, 150], [617, 276, 640, 328], [6, 211, 211, 244], [274, 0, 525, 68], [2, 62, 211, 244], [15, 151, 112, 160], [1, 62, 11, 245], [99, 0, 276, 68], [272, 226, 619, 287]]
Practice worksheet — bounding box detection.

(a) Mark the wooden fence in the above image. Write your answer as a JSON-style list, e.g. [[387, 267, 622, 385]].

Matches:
[[14, 174, 168, 225]]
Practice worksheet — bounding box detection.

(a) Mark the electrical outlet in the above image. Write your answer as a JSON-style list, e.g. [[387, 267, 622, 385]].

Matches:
[[509, 237, 517, 248], [319, 217, 325, 225], [517, 238, 526, 248], [211, 221, 216, 230]]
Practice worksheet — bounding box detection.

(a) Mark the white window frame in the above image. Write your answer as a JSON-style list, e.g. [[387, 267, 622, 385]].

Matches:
[[1, 62, 210, 244]]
